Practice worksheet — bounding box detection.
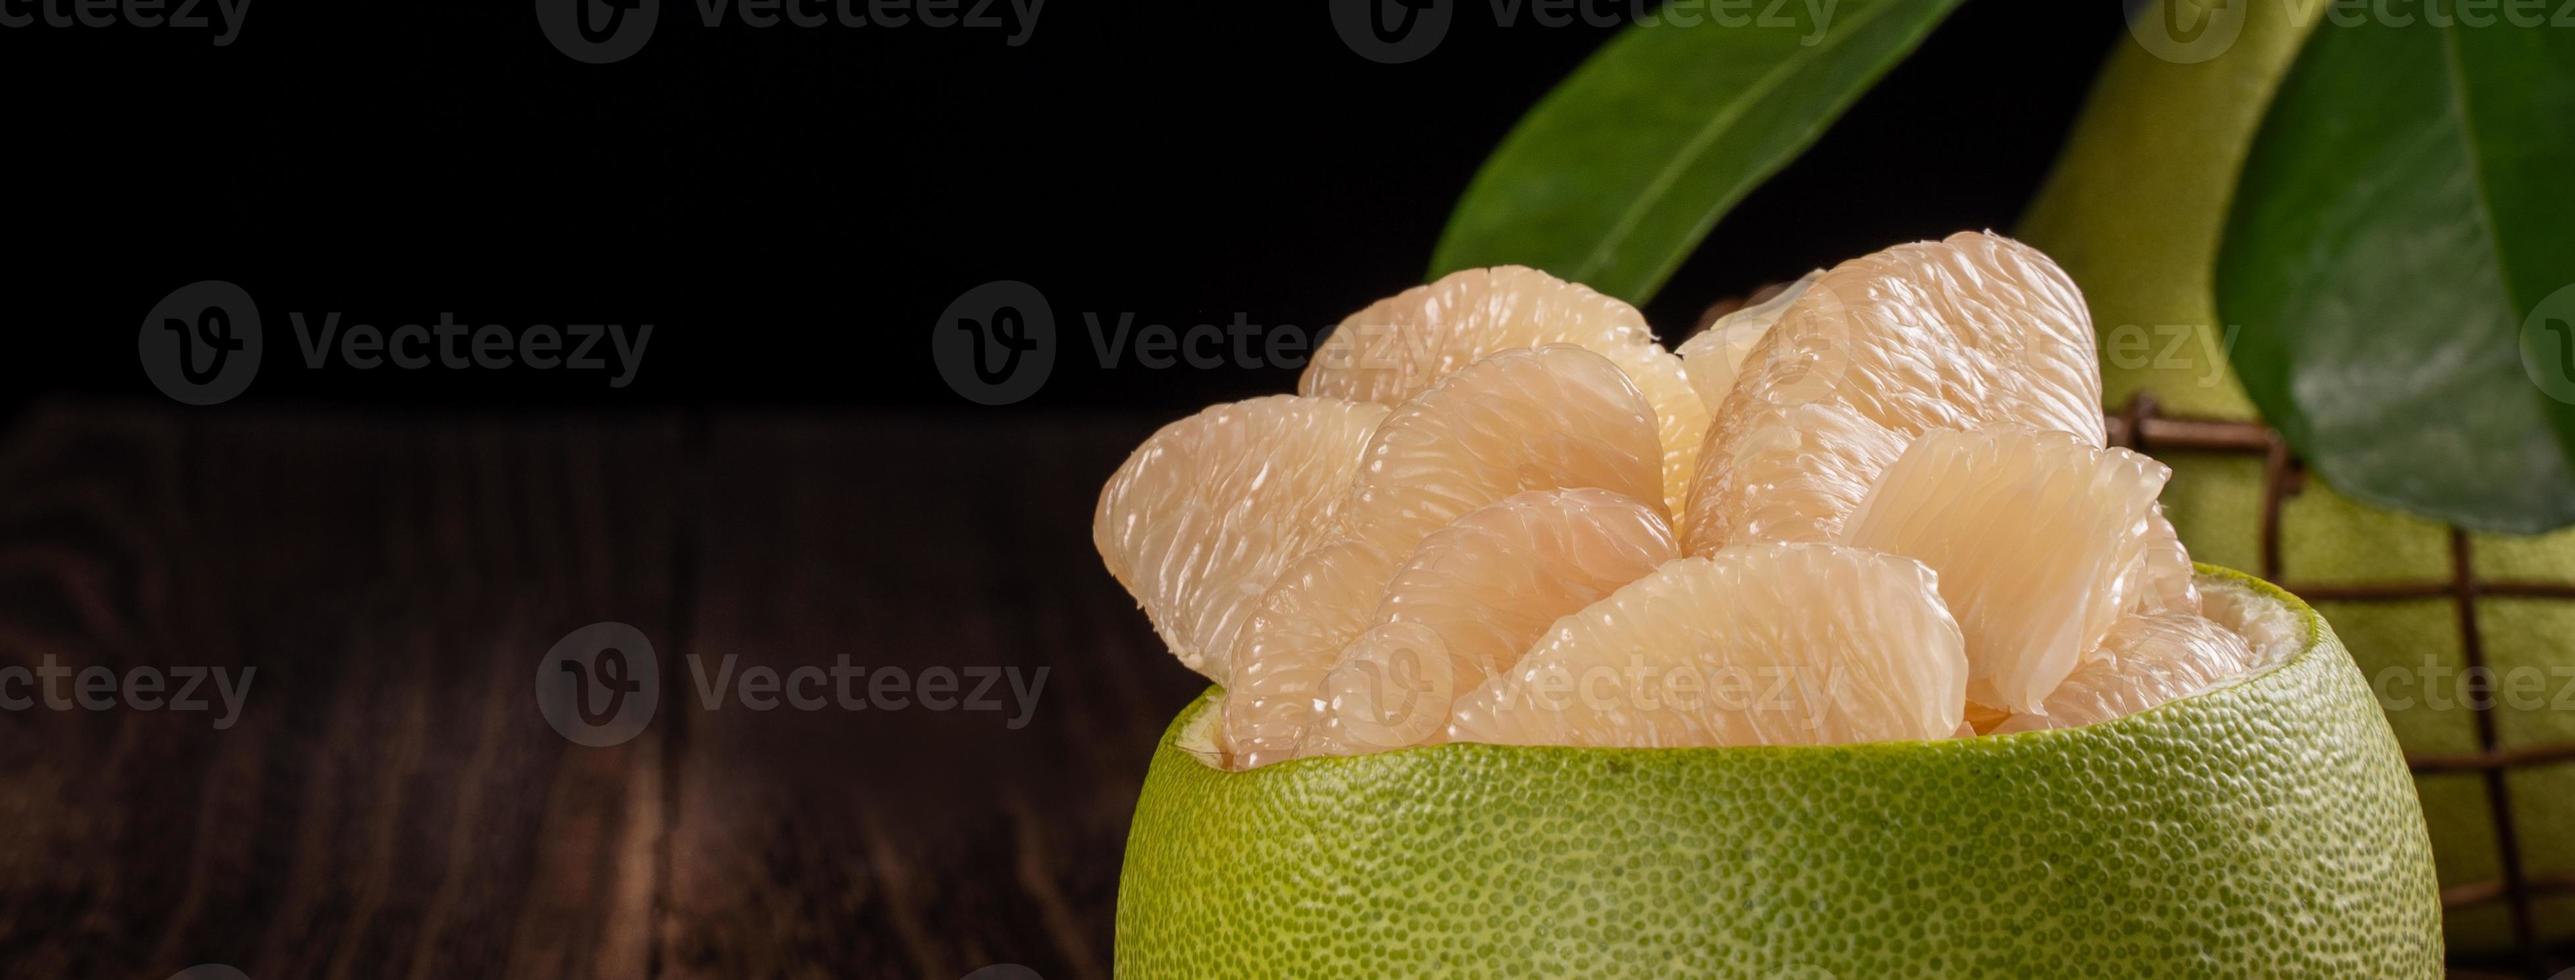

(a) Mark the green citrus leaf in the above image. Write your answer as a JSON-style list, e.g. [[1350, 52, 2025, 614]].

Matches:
[[2217, 14, 2575, 533], [1430, 0, 1966, 306]]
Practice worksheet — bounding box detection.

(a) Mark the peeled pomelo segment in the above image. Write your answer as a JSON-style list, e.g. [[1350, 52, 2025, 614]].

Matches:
[[1682, 231, 2105, 555], [1363, 488, 1677, 681], [1305, 621, 1456, 758], [1993, 609, 2255, 733], [1094, 395, 1390, 682], [1220, 538, 1396, 769], [2123, 507, 2202, 615], [1301, 267, 1656, 403], [1447, 543, 1966, 748], [1224, 348, 1662, 769], [1698, 401, 1912, 546], [1838, 425, 2173, 714], [1311, 489, 1678, 757], [1343, 345, 1665, 552], [1675, 271, 1819, 410], [1302, 266, 1708, 515]]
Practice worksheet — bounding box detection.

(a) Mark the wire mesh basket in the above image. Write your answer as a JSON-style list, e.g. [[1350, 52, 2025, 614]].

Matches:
[[2110, 395, 2575, 978]]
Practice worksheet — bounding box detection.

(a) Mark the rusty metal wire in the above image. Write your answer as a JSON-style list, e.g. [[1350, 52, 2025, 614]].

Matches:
[[2110, 395, 2574, 974]]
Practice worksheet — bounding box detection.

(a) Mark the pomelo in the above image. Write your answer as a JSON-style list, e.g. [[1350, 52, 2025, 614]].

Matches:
[[1116, 568, 2443, 977], [1445, 542, 1965, 749], [1672, 269, 1815, 409], [2021, 0, 2575, 951], [1222, 538, 1397, 769], [1679, 231, 2106, 555], [1219, 346, 1670, 767], [1301, 265, 1707, 515], [1992, 606, 2256, 734], [1313, 488, 1677, 759], [1093, 395, 1388, 682], [1342, 345, 1667, 548], [1837, 425, 2179, 714]]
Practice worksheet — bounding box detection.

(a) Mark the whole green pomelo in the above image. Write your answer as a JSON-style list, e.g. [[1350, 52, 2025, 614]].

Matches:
[[1116, 570, 2441, 978], [2021, 0, 2575, 952]]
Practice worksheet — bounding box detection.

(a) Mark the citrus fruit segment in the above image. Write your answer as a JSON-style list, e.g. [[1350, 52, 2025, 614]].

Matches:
[[1311, 489, 1678, 757], [1674, 271, 1817, 410], [1993, 609, 2255, 734], [1221, 347, 1665, 770], [1342, 345, 1665, 551], [1093, 395, 1389, 682], [1119, 569, 2443, 979], [2128, 507, 2202, 614], [1302, 266, 1708, 514], [1447, 543, 1966, 748], [1838, 425, 2172, 713], [1681, 231, 2105, 554], [1219, 538, 1397, 770]]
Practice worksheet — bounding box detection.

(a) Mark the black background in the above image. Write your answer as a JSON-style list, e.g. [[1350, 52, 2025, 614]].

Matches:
[[4, 0, 2121, 420]]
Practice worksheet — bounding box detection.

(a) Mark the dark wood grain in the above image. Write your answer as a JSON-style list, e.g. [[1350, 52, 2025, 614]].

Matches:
[[0, 404, 685, 980], [0, 403, 1193, 980], [7, 403, 2572, 979], [658, 412, 1192, 980]]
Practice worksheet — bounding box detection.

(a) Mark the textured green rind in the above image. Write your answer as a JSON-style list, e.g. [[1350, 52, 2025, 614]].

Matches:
[[1116, 568, 2441, 978], [2163, 458, 2575, 951], [2020, 7, 2575, 947]]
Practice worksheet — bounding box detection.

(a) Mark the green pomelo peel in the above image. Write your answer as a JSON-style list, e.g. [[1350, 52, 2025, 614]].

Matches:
[[2022, 2, 2575, 950], [1117, 568, 2442, 977]]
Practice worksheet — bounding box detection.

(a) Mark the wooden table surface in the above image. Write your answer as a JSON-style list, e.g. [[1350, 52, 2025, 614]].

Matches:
[[0, 403, 1200, 980], [2, 403, 2549, 979]]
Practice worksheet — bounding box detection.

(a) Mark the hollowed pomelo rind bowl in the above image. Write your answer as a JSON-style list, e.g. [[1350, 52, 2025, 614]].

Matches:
[[1114, 567, 2441, 978]]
